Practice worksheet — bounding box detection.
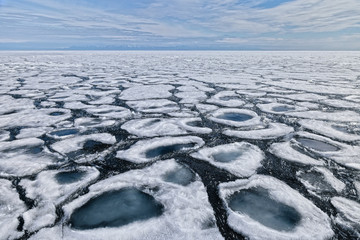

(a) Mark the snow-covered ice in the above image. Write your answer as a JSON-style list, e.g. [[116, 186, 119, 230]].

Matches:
[[1, 51, 360, 239], [191, 142, 264, 177]]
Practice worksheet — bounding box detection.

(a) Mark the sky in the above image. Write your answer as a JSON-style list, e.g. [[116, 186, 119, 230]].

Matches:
[[0, 0, 360, 50]]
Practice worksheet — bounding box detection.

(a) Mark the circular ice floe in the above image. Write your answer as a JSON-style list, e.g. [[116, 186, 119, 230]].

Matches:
[[191, 142, 263, 177], [119, 84, 174, 100], [116, 136, 204, 163], [286, 110, 360, 122], [294, 132, 360, 170], [269, 141, 324, 166], [126, 99, 179, 113], [86, 105, 132, 119], [51, 133, 116, 155], [209, 108, 261, 127], [0, 108, 71, 129], [121, 117, 211, 137], [0, 179, 26, 240], [46, 160, 223, 240], [296, 167, 345, 196], [224, 122, 293, 140], [0, 138, 60, 177], [299, 119, 360, 142], [257, 102, 307, 114], [331, 197, 360, 232], [219, 175, 333, 240], [207, 91, 245, 107], [20, 167, 99, 232]]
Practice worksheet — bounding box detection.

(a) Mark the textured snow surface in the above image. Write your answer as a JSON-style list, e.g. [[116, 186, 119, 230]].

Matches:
[[1, 51, 360, 239]]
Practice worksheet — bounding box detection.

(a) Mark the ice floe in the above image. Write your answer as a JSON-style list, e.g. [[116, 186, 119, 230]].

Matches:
[[0, 179, 26, 240], [224, 122, 293, 140], [297, 167, 345, 196], [116, 136, 204, 163], [209, 108, 261, 127], [219, 175, 333, 240], [191, 142, 263, 177], [122, 117, 211, 137], [126, 99, 179, 113], [32, 160, 223, 240], [257, 102, 307, 114], [20, 167, 99, 232], [119, 85, 174, 100], [0, 138, 60, 177], [331, 197, 360, 233], [51, 133, 116, 155], [207, 91, 245, 107], [299, 119, 360, 142]]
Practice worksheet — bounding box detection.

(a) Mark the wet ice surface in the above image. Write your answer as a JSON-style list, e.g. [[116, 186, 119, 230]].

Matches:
[[1, 51, 360, 239]]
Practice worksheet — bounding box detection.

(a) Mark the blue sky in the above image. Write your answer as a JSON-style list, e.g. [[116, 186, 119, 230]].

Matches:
[[0, 0, 360, 50]]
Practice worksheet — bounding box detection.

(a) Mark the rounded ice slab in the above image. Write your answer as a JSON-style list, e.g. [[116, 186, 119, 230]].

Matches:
[[269, 132, 356, 166], [331, 197, 360, 233], [219, 175, 333, 240], [299, 119, 360, 142], [0, 179, 26, 240], [207, 91, 245, 107], [56, 160, 222, 240], [19, 167, 99, 232], [257, 102, 307, 114], [121, 117, 211, 137], [224, 122, 293, 140], [209, 108, 261, 127], [116, 136, 204, 163], [119, 84, 174, 100], [297, 167, 345, 197], [51, 133, 116, 155], [191, 142, 264, 177]]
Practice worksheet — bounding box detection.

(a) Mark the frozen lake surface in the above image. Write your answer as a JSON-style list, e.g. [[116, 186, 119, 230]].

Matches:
[[0, 51, 360, 239]]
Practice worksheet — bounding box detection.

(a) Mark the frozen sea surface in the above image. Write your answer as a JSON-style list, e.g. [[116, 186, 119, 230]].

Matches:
[[0, 51, 360, 239]]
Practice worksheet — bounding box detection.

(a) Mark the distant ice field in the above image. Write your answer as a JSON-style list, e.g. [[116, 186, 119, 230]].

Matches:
[[0, 51, 360, 240]]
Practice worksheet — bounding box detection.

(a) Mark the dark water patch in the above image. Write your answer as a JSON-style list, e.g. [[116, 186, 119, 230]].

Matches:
[[297, 137, 339, 152], [69, 188, 163, 229], [55, 170, 86, 184], [212, 150, 243, 163], [49, 111, 65, 116], [82, 140, 112, 153], [227, 187, 301, 231], [163, 165, 195, 186], [50, 129, 78, 137], [272, 105, 295, 112], [145, 143, 196, 159], [218, 113, 253, 122]]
